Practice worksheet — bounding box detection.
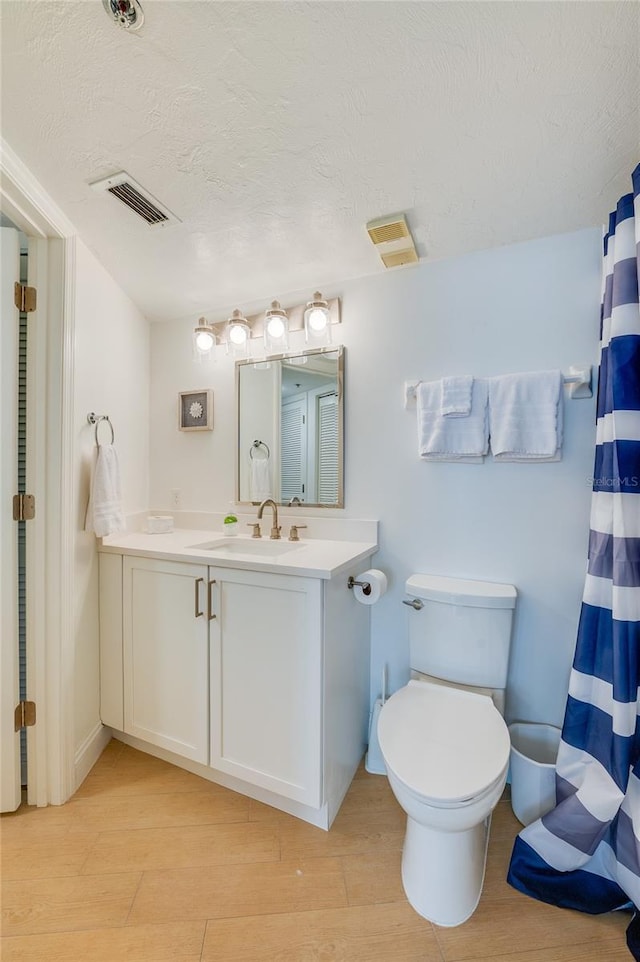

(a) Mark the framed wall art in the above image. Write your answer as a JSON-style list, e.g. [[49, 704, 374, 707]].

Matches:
[[178, 389, 213, 431]]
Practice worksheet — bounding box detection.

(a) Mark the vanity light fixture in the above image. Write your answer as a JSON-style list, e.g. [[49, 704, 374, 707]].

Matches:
[[304, 291, 332, 345], [225, 309, 251, 358], [192, 317, 216, 360], [189, 295, 340, 360], [264, 300, 290, 354]]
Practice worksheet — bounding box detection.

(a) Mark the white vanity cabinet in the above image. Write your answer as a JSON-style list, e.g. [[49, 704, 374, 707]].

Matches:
[[123, 556, 211, 764], [209, 567, 322, 807], [99, 544, 371, 827]]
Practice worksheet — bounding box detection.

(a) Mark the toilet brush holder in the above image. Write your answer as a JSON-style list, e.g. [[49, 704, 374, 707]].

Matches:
[[365, 698, 386, 775]]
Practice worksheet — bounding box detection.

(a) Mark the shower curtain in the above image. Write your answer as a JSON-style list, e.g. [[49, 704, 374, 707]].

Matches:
[[508, 163, 640, 957]]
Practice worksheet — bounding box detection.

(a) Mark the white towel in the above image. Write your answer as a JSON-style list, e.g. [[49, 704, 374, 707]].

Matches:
[[85, 443, 126, 537], [440, 375, 474, 417], [249, 457, 272, 501], [417, 378, 489, 461], [489, 370, 563, 461]]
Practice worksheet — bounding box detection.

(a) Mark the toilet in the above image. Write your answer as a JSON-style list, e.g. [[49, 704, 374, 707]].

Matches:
[[377, 573, 517, 927]]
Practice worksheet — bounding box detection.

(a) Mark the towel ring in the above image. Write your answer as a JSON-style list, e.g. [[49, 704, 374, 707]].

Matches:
[[87, 412, 115, 445], [249, 440, 270, 460]]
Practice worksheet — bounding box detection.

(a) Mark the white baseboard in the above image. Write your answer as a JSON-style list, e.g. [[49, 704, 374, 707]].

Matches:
[[74, 722, 111, 791]]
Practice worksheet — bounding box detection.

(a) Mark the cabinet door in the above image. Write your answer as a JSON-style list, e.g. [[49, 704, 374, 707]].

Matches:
[[210, 568, 322, 807], [123, 556, 210, 763]]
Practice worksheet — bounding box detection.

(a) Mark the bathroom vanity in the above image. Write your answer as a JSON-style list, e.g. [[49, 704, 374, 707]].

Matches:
[[98, 527, 377, 828]]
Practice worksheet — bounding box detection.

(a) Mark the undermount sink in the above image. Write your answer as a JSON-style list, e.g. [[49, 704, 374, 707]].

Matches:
[[188, 538, 305, 557]]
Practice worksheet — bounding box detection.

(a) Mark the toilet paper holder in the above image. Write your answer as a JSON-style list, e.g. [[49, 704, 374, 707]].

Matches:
[[347, 575, 371, 596]]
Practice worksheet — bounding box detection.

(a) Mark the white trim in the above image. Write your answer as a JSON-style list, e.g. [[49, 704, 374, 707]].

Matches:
[[0, 139, 76, 239], [0, 140, 76, 807], [25, 235, 49, 806], [74, 722, 111, 790], [44, 236, 77, 805], [0, 228, 22, 812]]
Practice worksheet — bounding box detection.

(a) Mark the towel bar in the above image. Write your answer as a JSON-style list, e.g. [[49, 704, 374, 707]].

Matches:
[[404, 366, 592, 408]]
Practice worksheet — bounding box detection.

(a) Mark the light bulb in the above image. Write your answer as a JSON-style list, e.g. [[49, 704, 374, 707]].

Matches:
[[229, 323, 247, 345], [195, 330, 214, 352], [267, 316, 285, 339], [307, 308, 328, 332]]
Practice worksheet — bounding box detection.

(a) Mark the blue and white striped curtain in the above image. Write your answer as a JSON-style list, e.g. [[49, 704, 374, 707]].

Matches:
[[509, 163, 640, 955]]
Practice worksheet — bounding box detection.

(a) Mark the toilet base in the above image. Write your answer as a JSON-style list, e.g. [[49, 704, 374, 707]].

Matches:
[[401, 814, 491, 927]]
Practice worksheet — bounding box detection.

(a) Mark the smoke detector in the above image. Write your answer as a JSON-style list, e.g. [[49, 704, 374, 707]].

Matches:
[[366, 213, 419, 268], [89, 171, 180, 228], [102, 0, 144, 31]]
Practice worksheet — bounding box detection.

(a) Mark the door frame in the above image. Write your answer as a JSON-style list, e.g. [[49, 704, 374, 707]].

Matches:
[[1, 227, 21, 810], [1, 138, 76, 805]]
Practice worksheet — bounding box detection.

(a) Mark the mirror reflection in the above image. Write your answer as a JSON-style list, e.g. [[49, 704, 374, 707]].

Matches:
[[236, 347, 343, 507]]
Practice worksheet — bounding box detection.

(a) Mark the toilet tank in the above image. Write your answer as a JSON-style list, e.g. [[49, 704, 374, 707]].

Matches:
[[406, 574, 517, 689]]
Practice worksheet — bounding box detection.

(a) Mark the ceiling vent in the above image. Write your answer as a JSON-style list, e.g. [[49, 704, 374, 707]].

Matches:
[[89, 172, 180, 227], [366, 213, 419, 268]]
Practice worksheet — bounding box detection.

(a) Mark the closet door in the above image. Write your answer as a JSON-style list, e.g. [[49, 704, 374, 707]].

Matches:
[[280, 395, 307, 502], [316, 392, 339, 505]]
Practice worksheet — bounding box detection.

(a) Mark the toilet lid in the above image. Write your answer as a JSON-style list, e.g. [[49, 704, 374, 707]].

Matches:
[[377, 680, 510, 803]]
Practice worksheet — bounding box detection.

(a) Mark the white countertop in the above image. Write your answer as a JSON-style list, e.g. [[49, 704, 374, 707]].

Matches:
[[100, 528, 378, 580]]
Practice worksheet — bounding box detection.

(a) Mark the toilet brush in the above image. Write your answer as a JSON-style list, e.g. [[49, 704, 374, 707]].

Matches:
[[365, 666, 387, 775]]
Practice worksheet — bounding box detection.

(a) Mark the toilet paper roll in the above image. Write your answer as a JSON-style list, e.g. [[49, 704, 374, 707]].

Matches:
[[352, 569, 388, 606]]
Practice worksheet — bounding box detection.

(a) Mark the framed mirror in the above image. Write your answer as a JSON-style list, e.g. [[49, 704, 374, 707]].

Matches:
[[236, 346, 344, 507]]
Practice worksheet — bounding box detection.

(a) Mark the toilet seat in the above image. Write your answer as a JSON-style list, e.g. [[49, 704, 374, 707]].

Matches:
[[378, 680, 510, 805]]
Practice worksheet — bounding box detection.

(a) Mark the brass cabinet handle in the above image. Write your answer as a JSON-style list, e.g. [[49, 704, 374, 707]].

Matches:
[[194, 577, 204, 618], [207, 579, 217, 620]]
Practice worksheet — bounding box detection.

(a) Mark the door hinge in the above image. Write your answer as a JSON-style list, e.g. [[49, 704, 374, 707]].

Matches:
[[13, 494, 36, 521], [14, 282, 37, 313], [14, 700, 36, 731]]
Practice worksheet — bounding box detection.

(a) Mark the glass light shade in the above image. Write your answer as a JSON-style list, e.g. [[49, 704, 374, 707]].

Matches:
[[229, 323, 248, 345], [225, 309, 251, 357], [192, 318, 216, 360], [304, 292, 331, 344], [264, 300, 289, 354], [266, 315, 286, 339]]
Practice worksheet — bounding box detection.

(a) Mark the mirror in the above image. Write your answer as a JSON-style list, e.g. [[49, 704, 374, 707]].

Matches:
[[236, 346, 344, 507]]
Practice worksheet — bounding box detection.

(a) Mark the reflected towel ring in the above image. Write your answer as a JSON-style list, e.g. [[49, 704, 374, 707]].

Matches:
[[249, 439, 270, 460], [87, 412, 115, 445]]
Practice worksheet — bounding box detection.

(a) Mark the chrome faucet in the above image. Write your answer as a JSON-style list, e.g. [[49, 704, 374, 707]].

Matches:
[[257, 498, 281, 540]]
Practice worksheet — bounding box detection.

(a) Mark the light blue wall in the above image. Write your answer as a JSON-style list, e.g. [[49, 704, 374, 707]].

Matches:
[[151, 226, 602, 727], [339, 228, 601, 726]]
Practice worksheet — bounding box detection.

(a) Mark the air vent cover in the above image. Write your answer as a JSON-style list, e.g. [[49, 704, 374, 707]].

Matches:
[[367, 218, 410, 245], [366, 213, 419, 269], [89, 172, 180, 227]]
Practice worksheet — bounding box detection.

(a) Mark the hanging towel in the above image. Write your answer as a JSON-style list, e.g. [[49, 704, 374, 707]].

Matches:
[[417, 378, 489, 462], [440, 375, 474, 417], [489, 370, 563, 461], [249, 457, 272, 501], [85, 443, 126, 537]]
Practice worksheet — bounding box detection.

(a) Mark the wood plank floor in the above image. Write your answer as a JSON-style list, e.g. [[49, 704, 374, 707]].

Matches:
[[1, 739, 630, 961]]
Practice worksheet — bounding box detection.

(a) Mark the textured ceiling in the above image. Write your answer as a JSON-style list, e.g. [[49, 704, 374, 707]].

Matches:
[[1, 1, 639, 321]]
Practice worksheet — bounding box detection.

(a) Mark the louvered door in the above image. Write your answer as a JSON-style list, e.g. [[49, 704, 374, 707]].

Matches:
[[317, 392, 339, 505], [280, 396, 307, 502]]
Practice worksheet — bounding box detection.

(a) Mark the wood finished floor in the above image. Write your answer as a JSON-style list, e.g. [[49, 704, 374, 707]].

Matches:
[[1, 739, 630, 961]]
